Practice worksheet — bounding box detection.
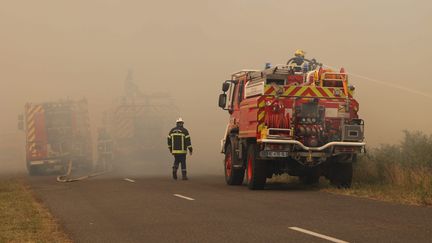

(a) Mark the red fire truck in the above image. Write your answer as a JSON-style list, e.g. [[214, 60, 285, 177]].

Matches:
[[218, 56, 365, 189], [18, 99, 93, 175]]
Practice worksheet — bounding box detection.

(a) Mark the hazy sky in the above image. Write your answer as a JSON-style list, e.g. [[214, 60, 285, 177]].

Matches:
[[1, 0, 431, 172]]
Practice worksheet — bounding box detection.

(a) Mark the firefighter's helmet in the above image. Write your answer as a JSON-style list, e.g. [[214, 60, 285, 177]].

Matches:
[[295, 49, 305, 58], [176, 117, 184, 123]]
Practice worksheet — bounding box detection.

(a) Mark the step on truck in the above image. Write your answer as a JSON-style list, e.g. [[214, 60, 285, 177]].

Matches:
[[218, 54, 365, 189], [18, 99, 93, 175]]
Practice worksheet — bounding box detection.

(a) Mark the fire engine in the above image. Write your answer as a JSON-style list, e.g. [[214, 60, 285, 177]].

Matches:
[[218, 55, 365, 189], [18, 99, 93, 175], [97, 71, 179, 169]]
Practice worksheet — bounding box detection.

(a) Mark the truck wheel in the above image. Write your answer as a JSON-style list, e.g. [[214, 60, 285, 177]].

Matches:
[[28, 165, 39, 176], [299, 168, 320, 185], [224, 144, 245, 185], [246, 144, 266, 190], [329, 163, 353, 188]]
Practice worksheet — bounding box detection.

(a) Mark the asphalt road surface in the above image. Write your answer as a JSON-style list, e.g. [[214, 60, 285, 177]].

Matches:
[[28, 172, 432, 243]]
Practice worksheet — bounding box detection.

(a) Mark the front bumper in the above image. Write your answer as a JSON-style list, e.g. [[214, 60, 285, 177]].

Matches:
[[257, 139, 365, 152], [29, 159, 62, 166]]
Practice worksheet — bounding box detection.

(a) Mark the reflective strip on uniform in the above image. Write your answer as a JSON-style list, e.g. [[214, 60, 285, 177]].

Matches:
[[171, 133, 187, 154]]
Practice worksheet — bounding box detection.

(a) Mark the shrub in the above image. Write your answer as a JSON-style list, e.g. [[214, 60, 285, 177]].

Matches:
[[353, 130, 432, 205]]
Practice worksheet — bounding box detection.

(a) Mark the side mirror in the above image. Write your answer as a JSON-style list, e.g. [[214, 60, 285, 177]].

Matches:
[[218, 94, 227, 109], [222, 82, 230, 92]]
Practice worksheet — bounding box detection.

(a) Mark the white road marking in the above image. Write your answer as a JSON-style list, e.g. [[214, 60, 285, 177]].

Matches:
[[289, 227, 349, 243], [173, 194, 195, 201], [124, 178, 135, 183]]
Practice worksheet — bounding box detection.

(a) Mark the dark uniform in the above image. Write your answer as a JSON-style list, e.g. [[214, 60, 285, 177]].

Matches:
[[167, 124, 192, 180]]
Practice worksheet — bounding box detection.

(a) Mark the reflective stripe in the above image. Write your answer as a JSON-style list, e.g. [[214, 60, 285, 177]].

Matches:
[[171, 133, 186, 154]]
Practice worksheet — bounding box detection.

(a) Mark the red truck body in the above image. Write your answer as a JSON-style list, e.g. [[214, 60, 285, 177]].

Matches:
[[22, 99, 93, 175], [218, 60, 365, 189]]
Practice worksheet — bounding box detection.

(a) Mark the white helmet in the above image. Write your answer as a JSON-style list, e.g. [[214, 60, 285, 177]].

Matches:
[[176, 117, 184, 123]]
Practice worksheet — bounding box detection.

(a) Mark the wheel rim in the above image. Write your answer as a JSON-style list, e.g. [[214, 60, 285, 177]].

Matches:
[[225, 151, 232, 177], [247, 154, 253, 182]]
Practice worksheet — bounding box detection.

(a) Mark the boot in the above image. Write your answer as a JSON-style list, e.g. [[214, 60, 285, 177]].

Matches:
[[172, 170, 178, 180], [182, 170, 188, 180]]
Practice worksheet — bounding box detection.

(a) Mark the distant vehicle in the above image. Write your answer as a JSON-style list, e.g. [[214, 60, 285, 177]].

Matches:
[[218, 54, 365, 189], [18, 99, 93, 175], [97, 71, 179, 169]]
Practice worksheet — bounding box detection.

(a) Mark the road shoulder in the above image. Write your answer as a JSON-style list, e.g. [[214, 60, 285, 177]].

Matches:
[[0, 177, 70, 243]]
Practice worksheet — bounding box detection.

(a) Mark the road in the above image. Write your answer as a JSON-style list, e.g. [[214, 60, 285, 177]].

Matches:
[[28, 173, 432, 243]]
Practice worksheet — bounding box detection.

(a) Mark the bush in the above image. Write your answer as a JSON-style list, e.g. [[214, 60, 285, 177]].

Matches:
[[353, 130, 432, 205]]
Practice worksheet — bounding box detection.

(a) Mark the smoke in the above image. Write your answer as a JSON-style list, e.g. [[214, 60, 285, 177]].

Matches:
[[325, 64, 432, 99], [0, 0, 431, 176]]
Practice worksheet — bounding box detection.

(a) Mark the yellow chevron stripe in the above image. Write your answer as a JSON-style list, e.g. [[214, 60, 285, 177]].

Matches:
[[283, 86, 296, 96], [28, 134, 36, 142], [258, 111, 265, 121], [27, 127, 36, 136], [258, 100, 266, 108], [26, 108, 37, 123], [264, 85, 276, 95], [294, 86, 308, 96], [26, 105, 43, 124], [322, 88, 334, 97], [27, 120, 35, 131], [258, 123, 265, 132], [310, 87, 323, 97]]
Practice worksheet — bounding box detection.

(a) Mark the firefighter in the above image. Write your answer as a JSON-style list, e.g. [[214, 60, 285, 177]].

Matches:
[[167, 118, 193, 180], [288, 49, 307, 72]]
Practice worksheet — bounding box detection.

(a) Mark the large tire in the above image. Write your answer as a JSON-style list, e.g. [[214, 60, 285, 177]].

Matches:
[[224, 144, 245, 185], [246, 144, 266, 190], [329, 163, 353, 188], [28, 165, 39, 176], [299, 167, 320, 185]]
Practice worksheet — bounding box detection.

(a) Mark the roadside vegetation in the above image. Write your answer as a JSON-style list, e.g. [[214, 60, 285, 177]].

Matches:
[[0, 178, 70, 243], [332, 131, 432, 206], [270, 131, 432, 206]]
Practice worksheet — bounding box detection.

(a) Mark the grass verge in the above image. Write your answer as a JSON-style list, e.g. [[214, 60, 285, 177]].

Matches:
[[330, 131, 432, 206], [0, 178, 70, 243]]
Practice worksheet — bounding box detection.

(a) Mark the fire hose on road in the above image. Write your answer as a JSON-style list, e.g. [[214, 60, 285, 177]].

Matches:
[[56, 160, 110, 183]]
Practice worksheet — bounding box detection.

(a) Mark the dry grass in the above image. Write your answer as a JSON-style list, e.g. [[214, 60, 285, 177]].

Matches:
[[327, 131, 432, 206], [332, 159, 432, 206], [0, 178, 71, 243], [268, 131, 432, 206]]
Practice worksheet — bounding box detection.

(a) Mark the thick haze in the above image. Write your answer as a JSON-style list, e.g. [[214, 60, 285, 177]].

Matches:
[[1, 0, 431, 174]]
